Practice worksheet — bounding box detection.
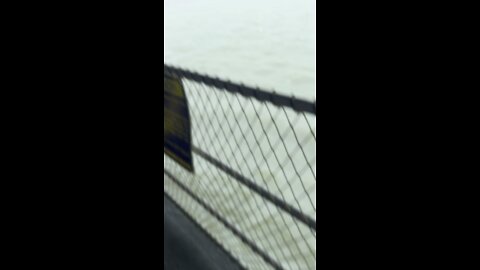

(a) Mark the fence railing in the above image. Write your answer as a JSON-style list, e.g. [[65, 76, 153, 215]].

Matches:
[[164, 64, 316, 270]]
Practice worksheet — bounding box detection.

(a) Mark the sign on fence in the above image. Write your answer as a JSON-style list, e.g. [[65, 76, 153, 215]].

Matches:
[[164, 74, 194, 172]]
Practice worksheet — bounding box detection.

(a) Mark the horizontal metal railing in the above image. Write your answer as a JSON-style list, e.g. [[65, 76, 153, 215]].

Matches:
[[164, 64, 316, 270]]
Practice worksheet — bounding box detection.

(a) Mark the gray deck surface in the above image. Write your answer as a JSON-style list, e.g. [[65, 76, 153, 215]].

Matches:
[[164, 195, 243, 270]]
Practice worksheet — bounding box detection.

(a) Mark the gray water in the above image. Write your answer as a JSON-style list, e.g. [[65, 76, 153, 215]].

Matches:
[[165, 1, 316, 269], [165, 0, 316, 100]]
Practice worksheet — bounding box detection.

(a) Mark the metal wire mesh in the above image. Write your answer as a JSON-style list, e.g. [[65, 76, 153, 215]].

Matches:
[[164, 64, 316, 270]]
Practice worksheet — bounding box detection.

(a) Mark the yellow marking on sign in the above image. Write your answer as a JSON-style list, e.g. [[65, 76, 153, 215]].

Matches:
[[165, 77, 184, 98], [164, 75, 194, 172]]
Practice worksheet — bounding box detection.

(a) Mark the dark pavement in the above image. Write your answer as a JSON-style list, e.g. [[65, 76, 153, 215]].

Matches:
[[164, 195, 243, 270]]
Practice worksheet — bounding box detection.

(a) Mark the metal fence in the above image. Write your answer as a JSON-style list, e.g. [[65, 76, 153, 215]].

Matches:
[[164, 64, 316, 270]]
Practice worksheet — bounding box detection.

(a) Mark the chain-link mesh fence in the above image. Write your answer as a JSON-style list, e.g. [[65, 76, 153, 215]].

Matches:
[[164, 64, 316, 270]]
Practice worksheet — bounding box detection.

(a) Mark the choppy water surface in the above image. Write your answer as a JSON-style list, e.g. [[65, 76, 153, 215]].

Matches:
[[164, 1, 316, 269], [165, 0, 315, 100]]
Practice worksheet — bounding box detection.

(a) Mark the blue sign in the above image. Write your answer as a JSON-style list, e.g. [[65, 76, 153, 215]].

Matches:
[[164, 75, 194, 172]]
